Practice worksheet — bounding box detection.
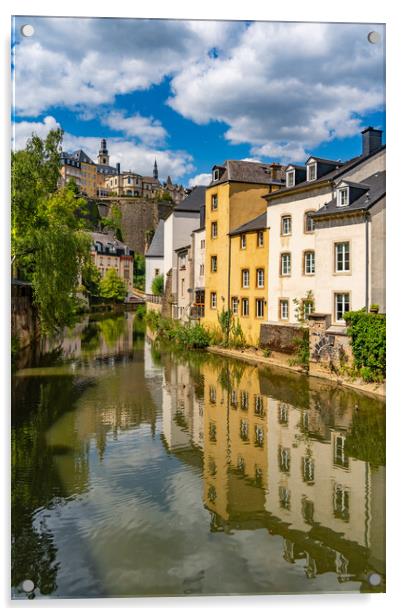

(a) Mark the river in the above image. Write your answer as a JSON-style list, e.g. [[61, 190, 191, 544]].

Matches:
[[11, 311, 386, 598]]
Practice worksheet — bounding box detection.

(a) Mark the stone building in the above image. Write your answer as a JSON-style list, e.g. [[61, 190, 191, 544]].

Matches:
[[90, 231, 134, 293]]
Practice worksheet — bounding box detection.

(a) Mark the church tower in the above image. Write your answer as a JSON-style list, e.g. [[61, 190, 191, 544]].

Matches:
[[153, 158, 158, 180], [98, 138, 110, 165]]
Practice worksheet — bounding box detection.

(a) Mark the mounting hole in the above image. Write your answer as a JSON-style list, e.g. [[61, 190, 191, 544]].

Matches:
[[21, 24, 35, 37], [22, 579, 35, 592], [368, 31, 380, 44], [368, 572, 382, 586]]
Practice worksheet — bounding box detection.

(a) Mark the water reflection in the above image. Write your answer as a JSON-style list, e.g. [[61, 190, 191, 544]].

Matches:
[[11, 314, 385, 598]]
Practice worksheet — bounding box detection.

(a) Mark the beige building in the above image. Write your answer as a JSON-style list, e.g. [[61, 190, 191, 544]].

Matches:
[[60, 149, 98, 197], [90, 232, 134, 293], [265, 128, 385, 329]]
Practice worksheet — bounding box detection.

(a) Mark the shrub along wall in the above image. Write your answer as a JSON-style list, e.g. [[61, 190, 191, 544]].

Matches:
[[344, 310, 386, 382]]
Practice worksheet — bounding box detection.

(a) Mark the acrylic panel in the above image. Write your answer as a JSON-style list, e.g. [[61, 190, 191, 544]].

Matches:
[[11, 16, 386, 599]]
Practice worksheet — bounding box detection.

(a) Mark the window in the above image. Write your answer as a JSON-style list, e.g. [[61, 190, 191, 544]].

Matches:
[[279, 299, 289, 320], [334, 435, 349, 468], [337, 187, 349, 207], [211, 255, 218, 272], [230, 390, 238, 408], [209, 387, 216, 405], [335, 293, 350, 321], [181, 278, 185, 297], [200, 264, 204, 276], [200, 239, 205, 249], [256, 268, 264, 288], [256, 298, 264, 318], [213, 168, 219, 182], [335, 242, 350, 272], [211, 221, 218, 239], [278, 403, 289, 425], [286, 169, 295, 188], [281, 215, 292, 235], [307, 162, 317, 181], [304, 211, 315, 232], [302, 497, 315, 525], [302, 457, 315, 482], [231, 296, 239, 315], [240, 391, 249, 410], [210, 292, 217, 309], [211, 194, 218, 210], [333, 484, 350, 522], [303, 300, 314, 318], [179, 253, 186, 269], [254, 395, 264, 416], [240, 234, 247, 249], [241, 298, 249, 316], [281, 253, 291, 276], [257, 230, 264, 247], [279, 486, 291, 510], [278, 446, 291, 473], [241, 269, 250, 288], [127, 177, 131, 184], [240, 419, 249, 441], [304, 251, 315, 274], [255, 425, 264, 447]]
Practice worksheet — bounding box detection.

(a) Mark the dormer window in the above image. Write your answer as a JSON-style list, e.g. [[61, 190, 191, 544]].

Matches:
[[213, 169, 220, 182], [307, 162, 317, 182], [286, 169, 295, 188], [337, 187, 349, 207]]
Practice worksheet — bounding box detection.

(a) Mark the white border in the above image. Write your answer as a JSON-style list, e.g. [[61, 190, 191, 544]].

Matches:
[[1, 0, 401, 614]]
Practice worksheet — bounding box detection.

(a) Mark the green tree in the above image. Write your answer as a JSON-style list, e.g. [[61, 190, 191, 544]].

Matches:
[[101, 204, 123, 240], [81, 260, 101, 297], [133, 253, 145, 290], [99, 269, 127, 302], [151, 274, 164, 296]]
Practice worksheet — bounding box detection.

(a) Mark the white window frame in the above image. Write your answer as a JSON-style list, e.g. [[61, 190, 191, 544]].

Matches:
[[256, 268, 264, 288], [335, 242, 350, 272], [231, 296, 239, 315], [281, 215, 292, 236], [211, 255, 217, 272], [307, 162, 317, 182], [337, 186, 349, 207], [211, 194, 218, 210], [304, 251, 315, 275], [286, 169, 295, 188], [210, 292, 217, 310], [211, 221, 218, 239], [280, 299, 289, 320], [242, 269, 250, 288], [241, 298, 249, 317], [240, 234, 247, 249], [335, 292, 350, 322], [304, 211, 315, 233], [256, 298, 264, 318], [257, 230, 264, 247], [213, 169, 220, 181], [281, 253, 291, 276]]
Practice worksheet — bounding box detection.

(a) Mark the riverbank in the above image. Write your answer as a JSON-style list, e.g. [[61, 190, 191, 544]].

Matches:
[[207, 345, 386, 399]]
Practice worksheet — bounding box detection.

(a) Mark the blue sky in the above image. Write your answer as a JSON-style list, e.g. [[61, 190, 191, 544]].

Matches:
[[12, 17, 385, 186]]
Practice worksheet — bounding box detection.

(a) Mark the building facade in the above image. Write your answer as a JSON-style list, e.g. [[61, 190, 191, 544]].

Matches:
[[60, 149, 98, 197], [90, 232, 134, 293], [145, 219, 165, 296], [203, 160, 285, 333]]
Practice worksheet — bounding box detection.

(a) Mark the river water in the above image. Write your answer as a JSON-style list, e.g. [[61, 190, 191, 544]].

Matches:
[[11, 312, 386, 598]]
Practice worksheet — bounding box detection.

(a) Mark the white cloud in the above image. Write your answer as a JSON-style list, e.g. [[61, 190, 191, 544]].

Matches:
[[13, 117, 195, 182], [188, 172, 212, 187], [168, 22, 385, 162], [102, 111, 167, 146]]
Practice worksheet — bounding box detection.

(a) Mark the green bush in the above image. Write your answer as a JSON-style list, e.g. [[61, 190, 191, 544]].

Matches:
[[344, 310, 386, 382], [144, 311, 211, 349], [289, 330, 310, 372], [135, 304, 146, 320], [99, 269, 127, 302], [151, 274, 164, 296]]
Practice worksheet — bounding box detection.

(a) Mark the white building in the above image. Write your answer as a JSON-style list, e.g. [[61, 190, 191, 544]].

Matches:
[[265, 127, 385, 327], [145, 219, 164, 296], [191, 224, 206, 318]]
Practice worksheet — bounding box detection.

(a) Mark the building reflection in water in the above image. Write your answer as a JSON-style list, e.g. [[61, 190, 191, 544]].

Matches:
[[159, 351, 385, 591]]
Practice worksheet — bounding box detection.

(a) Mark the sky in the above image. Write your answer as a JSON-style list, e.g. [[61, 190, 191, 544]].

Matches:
[[11, 17, 385, 187]]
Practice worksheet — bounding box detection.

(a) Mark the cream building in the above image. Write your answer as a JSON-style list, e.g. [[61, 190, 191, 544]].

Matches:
[[265, 128, 385, 328], [90, 232, 134, 293], [145, 219, 165, 296], [191, 222, 206, 319]]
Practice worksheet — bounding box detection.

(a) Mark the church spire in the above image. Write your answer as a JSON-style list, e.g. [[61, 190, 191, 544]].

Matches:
[[97, 138, 109, 166], [153, 158, 158, 180]]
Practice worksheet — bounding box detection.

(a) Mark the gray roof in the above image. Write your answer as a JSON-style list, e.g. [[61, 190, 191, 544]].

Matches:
[[90, 231, 128, 250], [229, 212, 267, 236], [145, 220, 164, 257], [96, 164, 117, 174], [174, 185, 207, 212], [313, 171, 385, 218], [265, 146, 386, 201], [210, 160, 286, 187]]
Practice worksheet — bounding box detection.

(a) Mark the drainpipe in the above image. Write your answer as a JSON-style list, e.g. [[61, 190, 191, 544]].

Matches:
[[365, 211, 370, 310], [227, 233, 232, 342]]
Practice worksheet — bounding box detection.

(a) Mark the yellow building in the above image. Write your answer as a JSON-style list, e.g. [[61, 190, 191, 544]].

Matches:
[[203, 160, 284, 342], [60, 149, 98, 197], [229, 213, 268, 345]]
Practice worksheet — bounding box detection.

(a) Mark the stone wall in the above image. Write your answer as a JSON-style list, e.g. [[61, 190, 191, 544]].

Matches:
[[259, 322, 304, 354], [94, 198, 174, 255], [308, 313, 353, 377], [11, 282, 39, 349]]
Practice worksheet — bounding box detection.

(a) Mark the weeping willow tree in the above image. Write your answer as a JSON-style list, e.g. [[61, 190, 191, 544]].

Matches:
[[12, 129, 93, 335]]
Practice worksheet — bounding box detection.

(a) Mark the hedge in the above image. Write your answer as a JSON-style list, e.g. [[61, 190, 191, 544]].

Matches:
[[344, 310, 386, 382]]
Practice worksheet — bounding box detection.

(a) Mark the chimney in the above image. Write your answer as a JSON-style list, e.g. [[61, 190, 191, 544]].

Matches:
[[116, 162, 121, 175], [361, 127, 383, 157], [270, 162, 282, 180]]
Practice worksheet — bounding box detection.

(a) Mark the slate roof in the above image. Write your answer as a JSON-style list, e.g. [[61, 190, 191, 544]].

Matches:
[[91, 232, 129, 251], [313, 171, 385, 218], [210, 160, 286, 187], [265, 145, 386, 201], [145, 220, 164, 257], [174, 185, 207, 212], [142, 176, 161, 185], [96, 164, 117, 174], [229, 212, 267, 236]]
